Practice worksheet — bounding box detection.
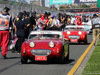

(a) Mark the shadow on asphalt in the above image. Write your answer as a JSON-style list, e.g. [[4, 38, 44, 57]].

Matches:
[[0, 57, 20, 60], [7, 57, 20, 59], [25, 59, 75, 65]]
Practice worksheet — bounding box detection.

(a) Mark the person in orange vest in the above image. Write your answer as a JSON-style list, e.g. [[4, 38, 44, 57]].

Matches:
[[75, 15, 82, 26], [0, 7, 12, 59]]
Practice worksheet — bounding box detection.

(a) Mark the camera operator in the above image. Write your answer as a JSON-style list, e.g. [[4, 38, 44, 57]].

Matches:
[[92, 14, 100, 46]]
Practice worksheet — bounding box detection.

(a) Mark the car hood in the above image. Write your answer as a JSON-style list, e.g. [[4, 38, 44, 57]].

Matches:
[[65, 30, 85, 33], [26, 39, 63, 46]]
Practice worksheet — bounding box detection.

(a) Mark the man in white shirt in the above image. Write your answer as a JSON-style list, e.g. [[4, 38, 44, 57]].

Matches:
[[51, 15, 60, 30], [71, 16, 76, 25]]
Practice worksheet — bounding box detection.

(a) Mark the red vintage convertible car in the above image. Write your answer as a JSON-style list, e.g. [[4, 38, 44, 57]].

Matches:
[[21, 31, 69, 64], [63, 26, 88, 44]]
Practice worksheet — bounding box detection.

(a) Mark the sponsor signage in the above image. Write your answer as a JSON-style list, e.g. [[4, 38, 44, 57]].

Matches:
[[97, 0, 100, 8], [49, 0, 72, 5], [74, 0, 97, 3]]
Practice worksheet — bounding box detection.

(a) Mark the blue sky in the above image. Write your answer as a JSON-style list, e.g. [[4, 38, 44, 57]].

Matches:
[[26, 0, 30, 3]]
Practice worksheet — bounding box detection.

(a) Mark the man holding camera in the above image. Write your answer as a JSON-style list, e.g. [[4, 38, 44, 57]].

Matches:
[[92, 14, 100, 46]]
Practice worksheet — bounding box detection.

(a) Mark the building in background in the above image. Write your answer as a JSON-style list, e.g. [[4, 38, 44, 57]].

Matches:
[[30, 0, 40, 6], [45, 0, 50, 7], [30, 0, 46, 7], [9, 0, 29, 4]]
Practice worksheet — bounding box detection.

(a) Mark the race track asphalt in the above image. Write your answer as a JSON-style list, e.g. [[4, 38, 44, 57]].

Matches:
[[0, 35, 92, 75]]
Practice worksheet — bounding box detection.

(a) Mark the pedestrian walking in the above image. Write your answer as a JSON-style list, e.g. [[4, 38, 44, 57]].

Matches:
[[0, 7, 12, 59], [92, 14, 100, 46]]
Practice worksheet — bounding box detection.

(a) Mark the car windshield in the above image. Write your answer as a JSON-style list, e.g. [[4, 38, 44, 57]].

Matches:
[[29, 34, 62, 40], [64, 27, 84, 30]]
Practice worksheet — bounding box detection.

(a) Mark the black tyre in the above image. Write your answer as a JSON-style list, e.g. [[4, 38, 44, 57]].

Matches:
[[21, 55, 28, 64], [84, 35, 88, 44], [59, 48, 65, 63], [84, 39, 87, 44]]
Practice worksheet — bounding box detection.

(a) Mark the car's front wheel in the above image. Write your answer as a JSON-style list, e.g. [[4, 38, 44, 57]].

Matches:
[[59, 49, 65, 63], [84, 35, 88, 44], [84, 39, 88, 44], [21, 55, 28, 64]]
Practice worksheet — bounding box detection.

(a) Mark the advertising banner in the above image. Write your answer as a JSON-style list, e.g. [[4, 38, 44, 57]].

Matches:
[[97, 0, 100, 8], [74, 0, 97, 3], [49, 0, 72, 5]]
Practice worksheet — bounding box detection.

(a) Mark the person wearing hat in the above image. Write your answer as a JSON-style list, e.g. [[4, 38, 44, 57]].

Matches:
[[51, 15, 60, 30], [75, 15, 82, 26], [92, 14, 100, 46], [14, 12, 29, 54], [0, 7, 12, 59], [24, 12, 30, 39]]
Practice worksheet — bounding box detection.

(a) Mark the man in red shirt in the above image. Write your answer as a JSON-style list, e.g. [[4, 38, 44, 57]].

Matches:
[[75, 16, 82, 26]]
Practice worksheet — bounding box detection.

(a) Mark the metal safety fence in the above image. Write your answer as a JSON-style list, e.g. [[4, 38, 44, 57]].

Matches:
[[0, 1, 59, 18]]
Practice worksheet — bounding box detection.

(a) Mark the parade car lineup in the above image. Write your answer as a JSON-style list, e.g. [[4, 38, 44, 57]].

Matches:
[[21, 31, 69, 64], [21, 25, 90, 64], [63, 25, 88, 44]]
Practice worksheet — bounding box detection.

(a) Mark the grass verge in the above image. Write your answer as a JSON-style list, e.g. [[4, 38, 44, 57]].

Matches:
[[82, 40, 100, 75]]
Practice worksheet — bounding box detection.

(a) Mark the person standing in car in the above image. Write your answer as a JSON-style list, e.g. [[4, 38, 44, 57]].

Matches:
[[75, 15, 82, 26], [0, 7, 12, 59]]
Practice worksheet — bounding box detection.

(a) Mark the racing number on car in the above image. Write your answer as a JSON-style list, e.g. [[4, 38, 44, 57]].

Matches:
[[35, 56, 47, 61]]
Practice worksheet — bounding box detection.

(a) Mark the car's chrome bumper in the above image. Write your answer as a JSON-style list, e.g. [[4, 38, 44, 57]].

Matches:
[[68, 36, 80, 39], [31, 49, 52, 56]]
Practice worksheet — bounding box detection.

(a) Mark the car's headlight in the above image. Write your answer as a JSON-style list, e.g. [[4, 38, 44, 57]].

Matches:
[[78, 31, 82, 35], [29, 42, 35, 48], [49, 41, 55, 48], [67, 31, 70, 34]]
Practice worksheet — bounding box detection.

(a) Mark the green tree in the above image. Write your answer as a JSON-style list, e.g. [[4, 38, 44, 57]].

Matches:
[[79, 4, 90, 8]]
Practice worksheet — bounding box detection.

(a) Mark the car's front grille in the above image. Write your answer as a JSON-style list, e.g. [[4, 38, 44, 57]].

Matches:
[[31, 49, 51, 56], [68, 36, 80, 39]]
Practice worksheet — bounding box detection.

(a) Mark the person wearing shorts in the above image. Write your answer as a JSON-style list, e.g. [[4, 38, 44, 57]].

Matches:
[[92, 14, 100, 46]]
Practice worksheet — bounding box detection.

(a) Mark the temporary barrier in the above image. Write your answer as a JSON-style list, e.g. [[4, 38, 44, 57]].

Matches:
[[74, 0, 97, 3]]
